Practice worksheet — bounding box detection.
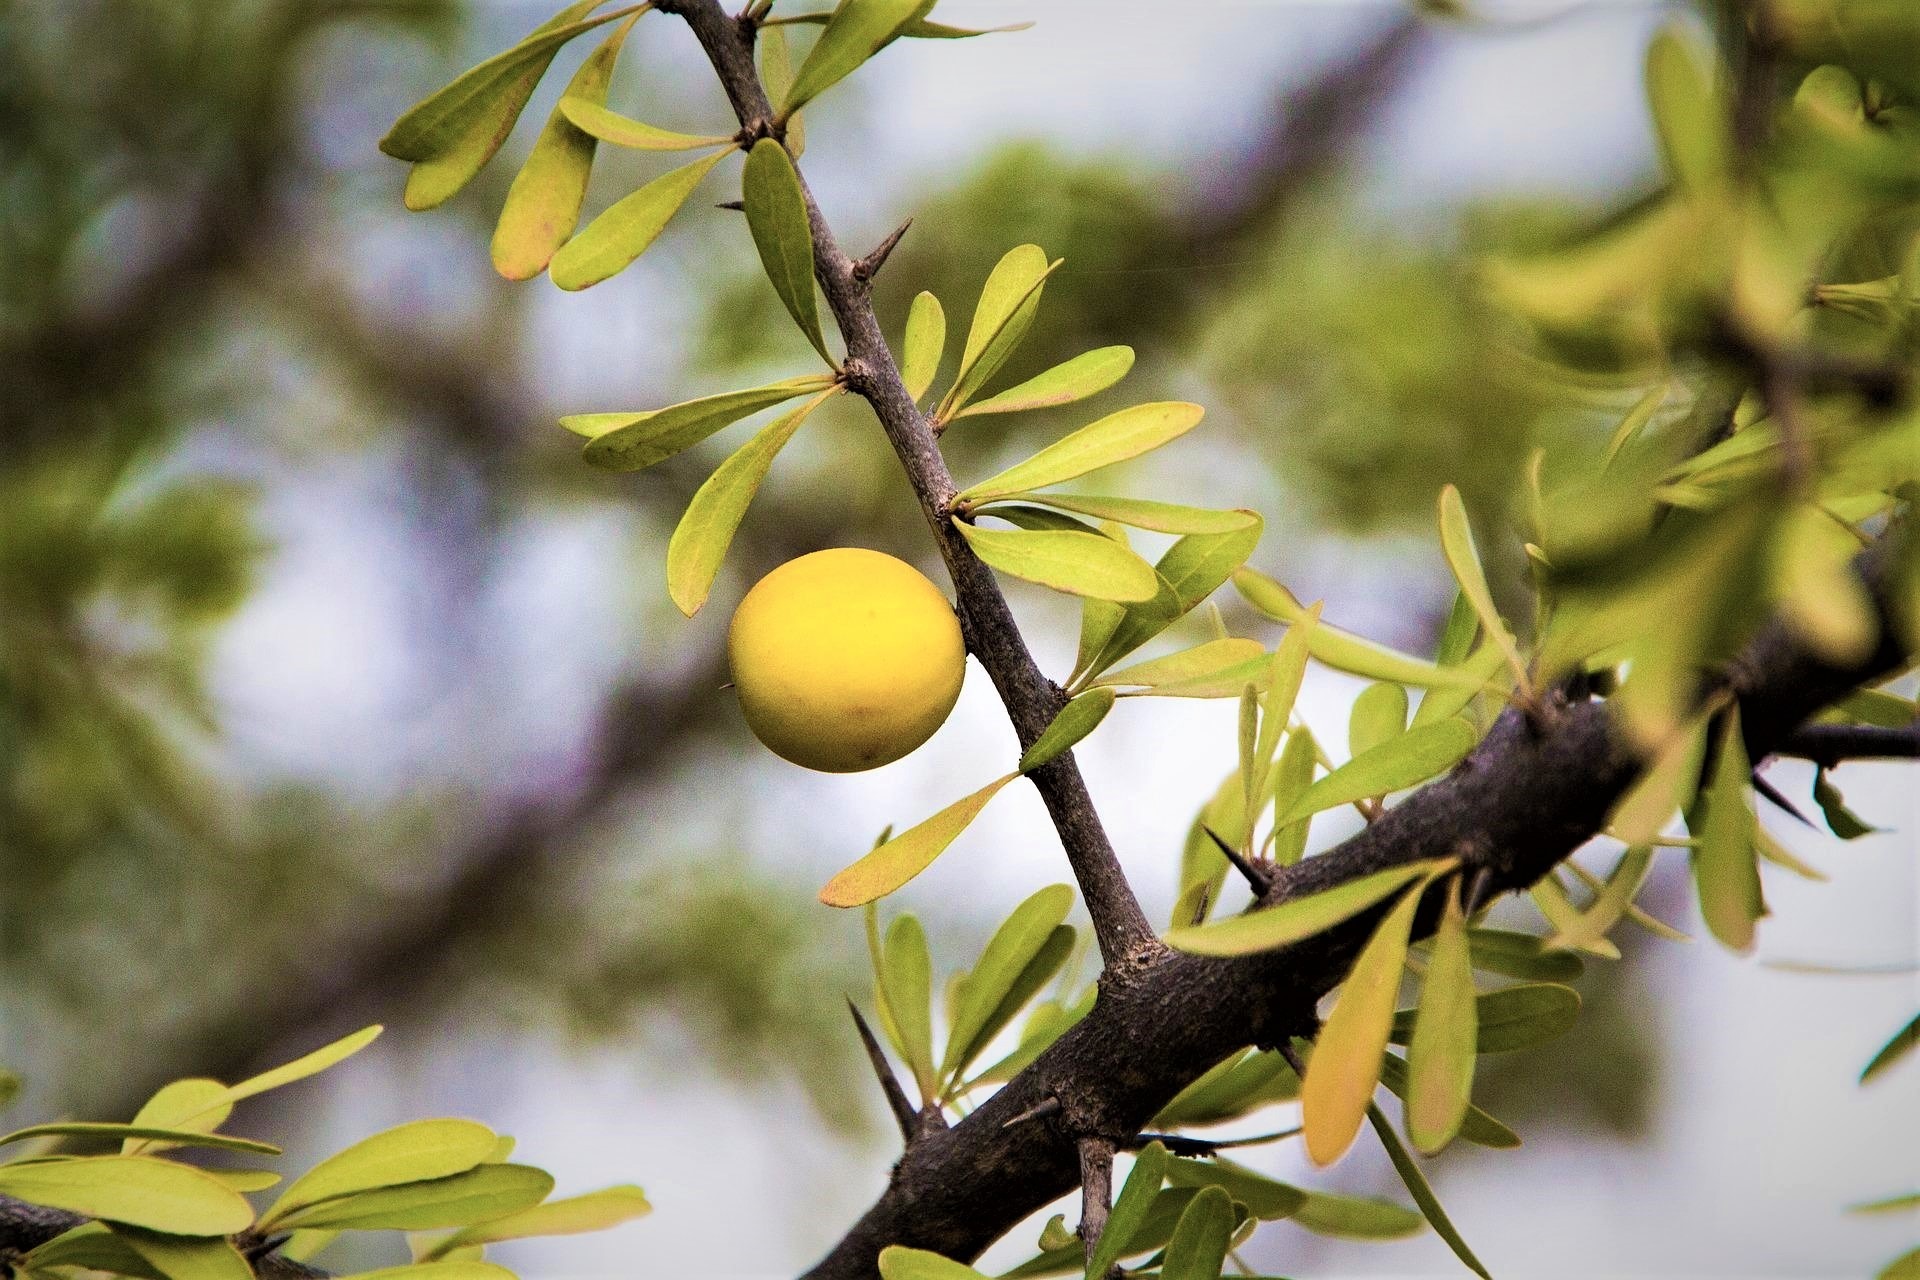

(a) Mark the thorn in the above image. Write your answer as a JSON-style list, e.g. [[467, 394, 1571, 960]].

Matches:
[[846, 999, 919, 1144], [1000, 1095, 1062, 1131], [715, 199, 745, 212], [1463, 865, 1495, 914], [1203, 826, 1272, 896], [1751, 770, 1817, 828], [242, 1236, 292, 1261], [853, 218, 912, 282]]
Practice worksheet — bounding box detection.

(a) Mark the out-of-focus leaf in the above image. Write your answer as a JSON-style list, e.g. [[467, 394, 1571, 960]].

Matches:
[[1437, 485, 1527, 691], [549, 147, 734, 290], [1011, 494, 1258, 535], [1088, 1142, 1169, 1280], [1164, 1156, 1304, 1221], [573, 375, 831, 469], [1095, 639, 1264, 691], [1813, 768, 1880, 839], [1378, 1053, 1520, 1149], [1877, 1246, 1920, 1280], [938, 244, 1057, 418], [0, 1125, 277, 1156], [1850, 1193, 1920, 1215], [952, 347, 1134, 419], [1603, 382, 1670, 467], [743, 139, 830, 362], [278, 1230, 339, 1263], [116, 1228, 251, 1280], [942, 885, 1074, 1081], [953, 522, 1159, 602], [958, 402, 1205, 504], [1818, 688, 1918, 728], [1531, 874, 1621, 959], [901, 292, 945, 402], [1289, 1183, 1424, 1241], [1020, 688, 1116, 772], [881, 915, 937, 1100], [1645, 23, 1727, 189], [1275, 719, 1476, 826], [557, 99, 732, 150], [780, 0, 934, 116], [0, 1157, 254, 1236], [1775, 505, 1878, 665], [900, 16, 1034, 37], [422, 1186, 651, 1258], [1407, 879, 1476, 1154], [1862, 1011, 1919, 1084], [338, 1265, 514, 1280], [1160, 1185, 1234, 1280], [1547, 845, 1655, 952], [820, 774, 1018, 907], [266, 1120, 500, 1226], [24, 1224, 165, 1280], [1302, 881, 1426, 1165], [1608, 714, 1710, 845], [1464, 928, 1584, 982], [1167, 861, 1442, 958], [1692, 707, 1763, 952], [665, 389, 834, 615], [1348, 682, 1409, 759], [1366, 1103, 1492, 1277], [1392, 983, 1581, 1054], [1234, 570, 1482, 689], [274, 1164, 553, 1231], [876, 1246, 988, 1279], [491, 16, 637, 281]]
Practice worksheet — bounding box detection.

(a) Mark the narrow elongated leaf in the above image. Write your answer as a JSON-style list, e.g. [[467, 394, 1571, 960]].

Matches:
[[1168, 861, 1441, 958], [781, 0, 933, 116], [900, 16, 1034, 37], [1391, 983, 1581, 1054], [1164, 1156, 1304, 1221], [953, 521, 1158, 602], [1096, 638, 1265, 690], [491, 17, 637, 280], [0, 1157, 254, 1236], [1234, 570, 1481, 689], [952, 346, 1134, 420], [1366, 1103, 1493, 1278], [666, 389, 833, 615], [1876, 1247, 1920, 1280], [948, 925, 1073, 1095], [985, 505, 1097, 535], [1437, 485, 1527, 691], [24, 1223, 165, 1279], [1008, 494, 1257, 535], [820, 774, 1018, 907], [117, 1228, 251, 1280], [882, 915, 936, 1099], [1348, 682, 1409, 759], [1608, 714, 1709, 845], [942, 885, 1074, 1080], [1152, 1054, 1298, 1131], [1289, 1185, 1424, 1240], [958, 402, 1205, 504], [1862, 1011, 1919, 1083], [577, 375, 831, 472], [1084, 520, 1266, 676], [0, 1125, 277, 1156], [339, 1265, 514, 1280], [265, 1120, 499, 1225], [1302, 881, 1426, 1165], [901, 291, 945, 402], [1850, 1193, 1920, 1215], [557, 99, 732, 150], [876, 1247, 988, 1280], [1603, 382, 1670, 467], [1269, 728, 1318, 867], [1020, 688, 1115, 772], [1813, 768, 1879, 839], [1161, 1185, 1234, 1280], [1088, 1142, 1169, 1280], [423, 1186, 651, 1259], [1645, 23, 1727, 189], [1464, 927, 1584, 982], [1407, 879, 1476, 1154], [1257, 613, 1316, 794], [123, 1081, 232, 1154], [1275, 719, 1477, 827], [1378, 1053, 1520, 1149], [549, 147, 733, 290], [1411, 644, 1507, 729], [742, 139, 829, 361], [1694, 707, 1763, 951], [1531, 874, 1621, 960], [1548, 845, 1654, 952], [275, 1164, 554, 1231], [938, 244, 1055, 419]]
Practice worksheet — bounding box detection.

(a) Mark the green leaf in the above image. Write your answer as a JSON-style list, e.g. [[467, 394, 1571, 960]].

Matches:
[[1088, 1142, 1169, 1280], [900, 16, 1035, 38], [273, 1164, 554, 1232], [876, 1246, 988, 1280], [557, 99, 733, 150], [1693, 707, 1763, 951], [1378, 1053, 1520, 1150], [742, 139, 830, 362], [942, 885, 1074, 1081], [900, 291, 946, 402], [1160, 1185, 1234, 1280], [937, 244, 1058, 420], [1607, 715, 1709, 845], [201, 1170, 281, 1193], [1167, 861, 1442, 958], [1275, 719, 1476, 827], [1436, 485, 1527, 692], [1850, 1192, 1920, 1215], [0, 1157, 254, 1236], [1644, 22, 1727, 189], [1406, 878, 1476, 1154], [575, 375, 832, 471], [665, 388, 834, 616], [1862, 1011, 1919, 1084], [1546, 845, 1655, 952], [338, 1265, 514, 1280], [0, 1125, 278, 1156], [1255, 616, 1316, 802], [781, 0, 934, 115], [958, 402, 1206, 505], [1366, 1103, 1493, 1277], [1289, 1185, 1424, 1241], [1877, 1246, 1920, 1280], [951, 347, 1134, 420], [953, 521, 1159, 602], [986, 505, 1099, 535], [820, 774, 1019, 907], [264, 1119, 500, 1226], [1530, 875, 1620, 960], [1005, 494, 1258, 535], [491, 16, 637, 281], [1348, 682, 1409, 759], [392, 4, 631, 211], [422, 1186, 651, 1259], [1463, 928, 1584, 982], [1163, 1156, 1304, 1221], [116, 1228, 252, 1280], [1234, 570, 1483, 689], [548, 146, 734, 290], [1392, 983, 1581, 1054], [1095, 638, 1265, 691], [1813, 768, 1880, 840], [1302, 880, 1426, 1165], [1021, 688, 1116, 772], [1083, 520, 1266, 676], [24, 1223, 166, 1280], [1603, 382, 1670, 468], [121, 1081, 232, 1156], [881, 915, 937, 1100], [1269, 728, 1318, 867]]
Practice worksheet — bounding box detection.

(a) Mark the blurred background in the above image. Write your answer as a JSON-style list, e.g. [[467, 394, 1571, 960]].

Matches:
[[1, 0, 1914, 1275]]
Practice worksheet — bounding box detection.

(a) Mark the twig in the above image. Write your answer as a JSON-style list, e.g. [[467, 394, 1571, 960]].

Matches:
[[847, 1000, 919, 1145], [1077, 1136, 1116, 1274], [1773, 722, 1920, 767]]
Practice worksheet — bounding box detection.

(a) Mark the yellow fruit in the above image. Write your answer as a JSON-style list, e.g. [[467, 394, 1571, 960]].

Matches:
[[728, 548, 966, 772]]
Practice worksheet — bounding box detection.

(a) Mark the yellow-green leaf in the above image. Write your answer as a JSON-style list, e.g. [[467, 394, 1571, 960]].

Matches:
[[1391, 983, 1582, 1054], [1645, 22, 1727, 189], [1081, 518, 1266, 677], [1694, 707, 1762, 951], [942, 884, 1074, 1080], [1366, 1103, 1493, 1278], [23, 1223, 164, 1279], [1437, 485, 1527, 692], [876, 1247, 989, 1280], [1464, 927, 1584, 982], [273, 1164, 554, 1232], [900, 291, 945, 401], [1006, 494, 1256, 535], [937, 244, 1057, 419], [951, 346, 1134, 420], [958, 402, 1205, 504], [1302, 881, 1424, 1166], [1167, 861, 1443, 958], [759, 26, 804, 155], [201, 1170, 281, 1193], [1020, 687, 1115, 772], [557, 99, 733, 150], [1276, 719, 1476, 827], [1862, 1012, 1919, 1084], [820, 774, 1018, 907], [0, 1125, 277, 1157], [127, 1028, 383, 1154], [953, 521, 1158, 602], [1608, 713, 1710, 845], [1088, 1141, 1169, 1280], [339, 1265, 515, 1280], [880, 915, 936, 1099], [422, 1186, 651, 1259], [1348, 682, 1409, 759], [742, 139, 830, 362], [1547, 845, 1654, 952], [265, 1119, 500, 1226], [665, 389, 833, 616], [780, 0, 933, 116], [116, 1228, 252, 1280], [1234, 569, 1482, 689], [0, 1157, 254, 1236], [1161, 1185, 1234, 1280], [1406, 879, 1476, 1154], [1095, 638, 1265, 691], [575, 375, 832, 471], [549, 147, 733, 290], [1378, 1053, 1519, 1150]]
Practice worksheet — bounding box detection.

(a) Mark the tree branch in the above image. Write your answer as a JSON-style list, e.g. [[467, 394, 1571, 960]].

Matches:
[[654, 0, 1160, 970], [1772, 722, 1920, 766], [1075, 1136, 1114, 1274]]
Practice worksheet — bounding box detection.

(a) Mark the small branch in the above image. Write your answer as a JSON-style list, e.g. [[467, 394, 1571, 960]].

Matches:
[[1076, 1136, 1116, 1274], [1773, 722, 1920, 767], [847, 1000, 919, 1145]]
